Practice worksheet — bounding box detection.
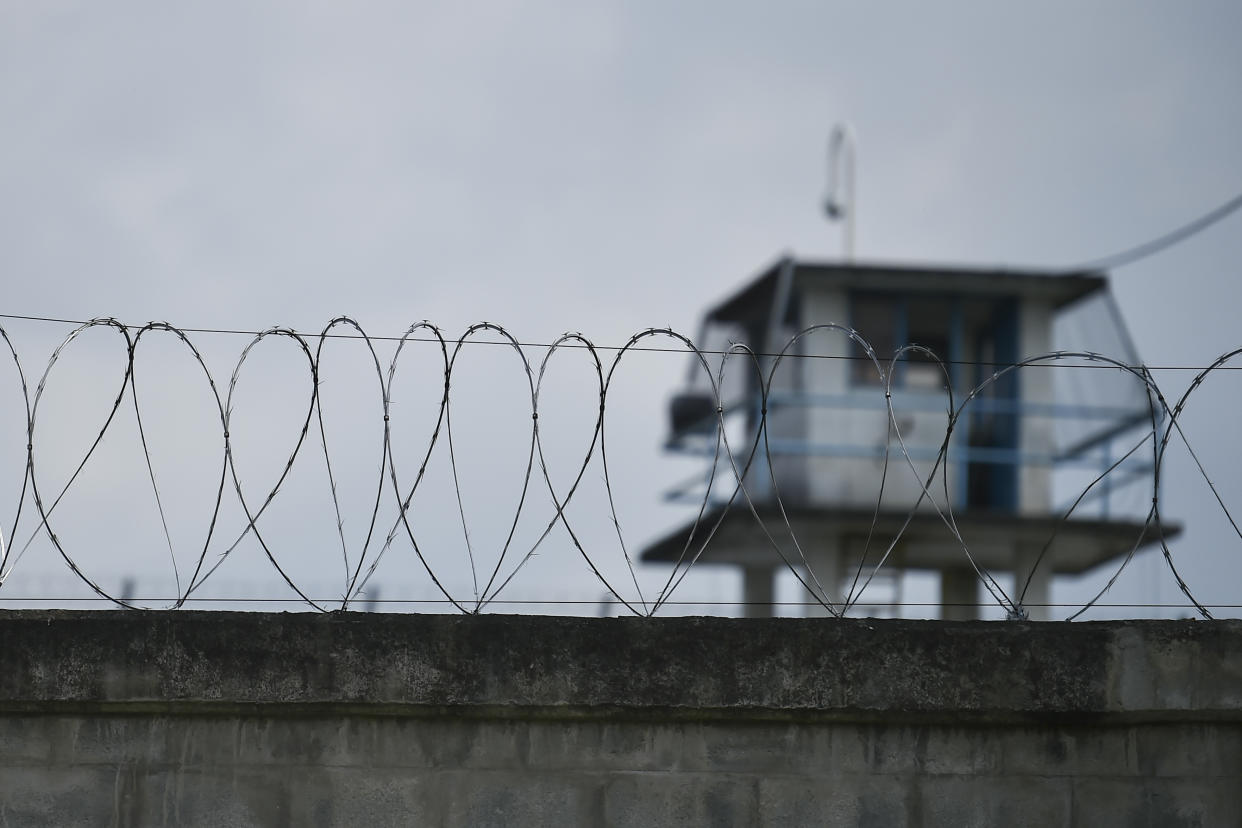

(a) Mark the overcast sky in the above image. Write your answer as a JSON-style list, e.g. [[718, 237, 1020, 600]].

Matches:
[[2, 1, 1240, 617]]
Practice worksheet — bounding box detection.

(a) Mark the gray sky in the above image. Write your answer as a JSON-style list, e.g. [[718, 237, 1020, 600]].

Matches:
[[2, 1, 1240, 616]]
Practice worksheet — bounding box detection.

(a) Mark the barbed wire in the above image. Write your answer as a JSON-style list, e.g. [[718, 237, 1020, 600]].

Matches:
[[0, 316, 1235, 619]]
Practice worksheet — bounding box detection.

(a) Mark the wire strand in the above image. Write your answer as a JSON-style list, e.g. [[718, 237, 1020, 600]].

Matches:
[[0, 313, 1238, 371]]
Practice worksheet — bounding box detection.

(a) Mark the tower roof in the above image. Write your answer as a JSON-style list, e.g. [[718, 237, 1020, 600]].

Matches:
[[706, 258, 1108, 324]]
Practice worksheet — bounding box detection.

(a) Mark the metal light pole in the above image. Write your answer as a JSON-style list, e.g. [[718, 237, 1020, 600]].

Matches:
[[824, 123, 856, 261]]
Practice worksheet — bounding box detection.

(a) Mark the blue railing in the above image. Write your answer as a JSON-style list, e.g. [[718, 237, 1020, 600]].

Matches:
[[663, 388, 1155, 520]]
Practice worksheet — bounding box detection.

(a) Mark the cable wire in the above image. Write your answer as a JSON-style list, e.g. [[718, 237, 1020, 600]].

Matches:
[[1072, 190, 1242, 271]]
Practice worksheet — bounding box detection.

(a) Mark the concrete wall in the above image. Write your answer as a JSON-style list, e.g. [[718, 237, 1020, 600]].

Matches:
[[1, 611, 1239, 827]]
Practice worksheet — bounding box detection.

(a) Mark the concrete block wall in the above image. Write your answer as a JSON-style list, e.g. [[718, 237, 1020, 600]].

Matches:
[[0, 612, 1239, 826]]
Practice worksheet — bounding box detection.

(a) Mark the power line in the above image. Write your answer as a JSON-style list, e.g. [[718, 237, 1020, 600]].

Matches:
[[1073, 190, 1242, 271], [3, 188, 1239, 342], [4, 182, 1242, 370]]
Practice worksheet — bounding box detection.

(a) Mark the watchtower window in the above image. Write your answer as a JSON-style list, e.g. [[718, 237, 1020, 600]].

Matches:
[[849, 292, 954, 390], [905, 296, 953, 390], [849, 294, 896, 385]]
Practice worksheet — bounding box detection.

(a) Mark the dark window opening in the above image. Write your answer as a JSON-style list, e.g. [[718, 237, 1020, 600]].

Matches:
[[903, 296, 953, 390], [849, 294, 896, 385]]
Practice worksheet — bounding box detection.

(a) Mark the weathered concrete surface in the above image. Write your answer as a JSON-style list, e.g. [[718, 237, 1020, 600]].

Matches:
[[0, 612, 1239, 826]]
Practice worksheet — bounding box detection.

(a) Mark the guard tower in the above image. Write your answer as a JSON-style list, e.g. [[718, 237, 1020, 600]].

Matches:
[[640, 257, 1177, 619]]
